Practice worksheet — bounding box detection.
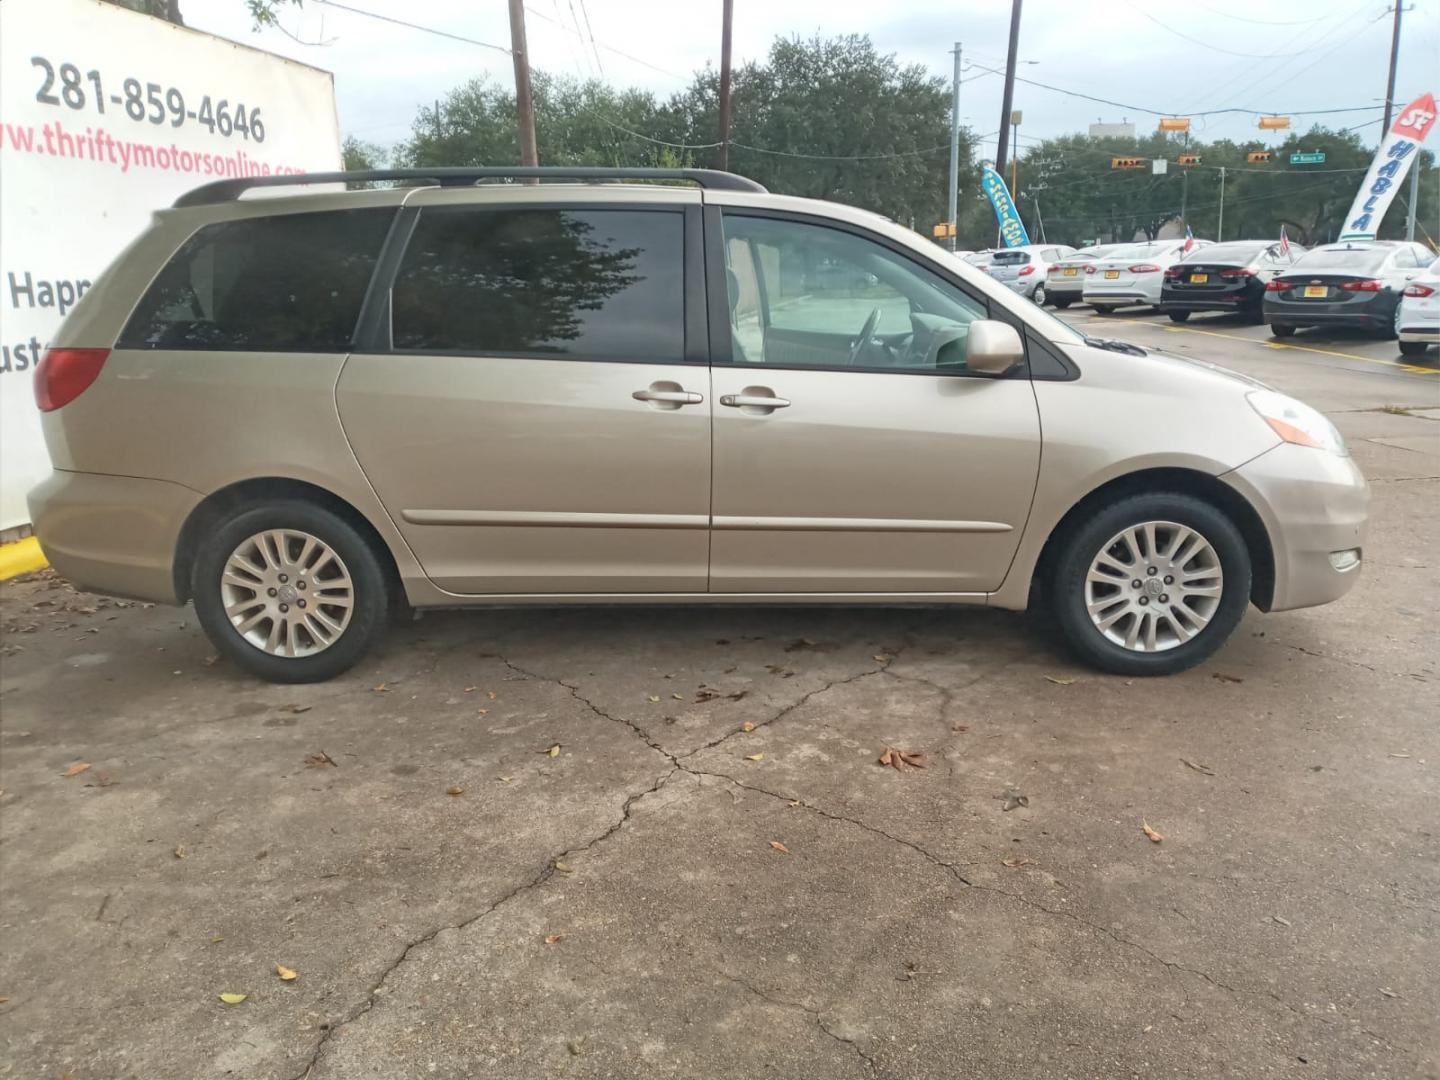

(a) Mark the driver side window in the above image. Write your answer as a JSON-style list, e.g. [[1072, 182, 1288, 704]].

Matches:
[[720, 214, 986, 372]]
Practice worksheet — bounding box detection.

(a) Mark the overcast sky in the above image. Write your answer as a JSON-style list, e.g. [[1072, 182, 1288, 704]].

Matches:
[[184, 0, 1439, 155]]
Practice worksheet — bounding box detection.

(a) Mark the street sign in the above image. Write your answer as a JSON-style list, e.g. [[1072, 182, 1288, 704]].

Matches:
[[1152, 159, 1168, 174], [1290, 151, 1327, 165]]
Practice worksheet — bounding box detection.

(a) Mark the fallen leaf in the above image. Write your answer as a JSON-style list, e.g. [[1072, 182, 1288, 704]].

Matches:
[[446, 786, 465, 796], [672, 693, 684, 700], [210, 936, 223, 944], [769, 840, 790, 854], [997, 790, 1029, 811], [1271, 915, 1291, 927], [282, 704, 312, 714], [544, 933, 566, 945], [1142, 821, 1164, 843], [567, 1036, 587, 1056], [486, 691, 497, 701], [1180, 758, 1215, 776], [952, 724, 969, 733], [202, 653, 220, 667], [1379, 987, 1400, 998], [1002, 856, 1036, 868], [745, 752, 765, 762], [174, 845, 188, 859], [873, 653, 892, 663], [740, 722, 756, 732], [546, 743, 562, 758], [476, 708, 488, 716], [372, 683, 389, 693], [878, 747, 926, 772], [784, 637, 818, 652], [694, 687, 721, 702], [1043, 676, 1076, 685], [276, 964, 298, 981], [62, 762, 91, 778], [1211, 672, 1244, 684], [1388, 752, 1412, 759], [786, 799, 802, 807], [647, 695, 661, 703], [497, 776, 513, 783], [765, 664, 794, 678], [464, 686, 477, 693], [218, 992, 247, 1004], [0, 996, 9, 1004], [554, 860, 574, 873], [303, 750, 337, 769], [727, 690, 748, 701]]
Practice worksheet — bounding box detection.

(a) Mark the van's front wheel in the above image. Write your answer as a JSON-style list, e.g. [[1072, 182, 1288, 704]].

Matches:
[[193, 502, 389, 683], [1051, 493, 1251, 676]]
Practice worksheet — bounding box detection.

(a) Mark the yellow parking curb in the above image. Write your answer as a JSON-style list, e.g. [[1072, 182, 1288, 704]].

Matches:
[[0, 536, 48, 580]]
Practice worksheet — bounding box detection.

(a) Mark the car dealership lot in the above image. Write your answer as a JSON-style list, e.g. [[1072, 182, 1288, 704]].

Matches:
[[1, 308, 1437, 1080]]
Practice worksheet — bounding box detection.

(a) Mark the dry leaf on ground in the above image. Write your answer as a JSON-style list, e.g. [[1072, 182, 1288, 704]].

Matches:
[[554, 861, 574, 873], [997, 790, 1029, 811], [769, 840, 790, 854], [1212, 672, 1244, 684], [1043, 675, 1076, 685], [544, 933, 566, 945], [174, 845, 188, 859], [446, 786, 465, 796], [878, 747, 926, 772], [487, 691, 497, 700], [1180, 758, 1215, 776], [1142, 821, 1164, 843], [282, 703, 312, 714], [303, 751, 337, 769], [62, 762, 91, 778], [740, 722, 756, 732], [784, 637, 819, 652], [276, 964, 298, 981], [545, 743, 562, 758], [1002, 856, 1036, 868], [372, 683, 389, 693], [745, 752, 765, 762], [218, 992, 247, 1004]]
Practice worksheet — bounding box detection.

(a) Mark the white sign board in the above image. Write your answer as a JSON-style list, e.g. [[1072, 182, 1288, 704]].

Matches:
[[0, 0, 343, 529]]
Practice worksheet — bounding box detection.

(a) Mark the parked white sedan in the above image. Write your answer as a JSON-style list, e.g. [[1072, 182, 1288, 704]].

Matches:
[[1398, 255, 1440, 358], [1046, 244, 1124, 309], [1084, 238, 1212, 313]]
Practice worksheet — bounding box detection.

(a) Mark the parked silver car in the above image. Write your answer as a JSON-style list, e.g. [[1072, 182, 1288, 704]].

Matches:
[[28, 167, 1368, 683], [986, 244, 1079, 305]]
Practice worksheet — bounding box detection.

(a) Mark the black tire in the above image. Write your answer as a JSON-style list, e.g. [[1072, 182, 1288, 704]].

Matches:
[[192, 500, 390, 683], [1050, 492, 1251, 677], [1052, 298, 1073, 309], [1270, 324, 1296, 338], [1167, 310, 1191, 323], [1032, 284, 1048, 306], [1092, 304, 1117, 315], [1398, 339, 1431, 357]]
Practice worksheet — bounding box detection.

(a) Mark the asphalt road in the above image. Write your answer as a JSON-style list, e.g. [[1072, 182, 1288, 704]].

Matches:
[[1, 306, 1437, 1080]]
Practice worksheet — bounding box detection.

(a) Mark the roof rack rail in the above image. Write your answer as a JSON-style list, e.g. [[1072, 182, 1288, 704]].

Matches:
[[173, 166, 767, 207]]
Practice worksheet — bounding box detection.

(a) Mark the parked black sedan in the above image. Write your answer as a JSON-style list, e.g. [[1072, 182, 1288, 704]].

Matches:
[[1160, 240, 1305, 323], [1263, 241, 1435, 339]]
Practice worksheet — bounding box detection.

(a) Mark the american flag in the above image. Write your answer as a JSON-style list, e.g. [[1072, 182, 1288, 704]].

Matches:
[[1182, 225, 1196, 253], [1278, 225, 1290, 257]]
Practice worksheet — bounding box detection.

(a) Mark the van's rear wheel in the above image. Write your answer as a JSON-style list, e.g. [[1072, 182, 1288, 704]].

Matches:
[[1051, 493, 1250, 676], [193, 501, 388, 683]]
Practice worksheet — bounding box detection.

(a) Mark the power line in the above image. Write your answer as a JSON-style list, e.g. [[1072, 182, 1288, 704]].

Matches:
[[523, 3, 687, 80], [1187, 3, 1327, 27], [1128, 5, 1335, 58], [310, 0, 511, 53], [574, 0, 605, 79]]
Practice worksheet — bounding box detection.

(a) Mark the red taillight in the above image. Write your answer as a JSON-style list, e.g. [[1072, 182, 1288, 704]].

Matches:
[[1018, 264, 1036, 276], [1130, 264, 1161, 273], [1163, 267, 1181, 281], [1339, 279, 1382, 292], [1048, 265, 1062, 274], [34, 348, 110, 412], [1085, 265, 1097, 275], [1219, 267, 1257, 279], [1404, 283, 1436, 297], [1265, 279, 1290, 292]]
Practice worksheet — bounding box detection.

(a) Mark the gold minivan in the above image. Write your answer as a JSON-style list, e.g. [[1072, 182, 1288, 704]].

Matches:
[[28, 167, 1368, 682]]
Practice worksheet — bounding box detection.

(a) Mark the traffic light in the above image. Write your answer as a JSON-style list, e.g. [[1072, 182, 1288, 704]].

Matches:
[[1111, 157, 1145, 169], [932, 222, 956, 238], [1247, 151, 1272, 164], [1178, 154, 1202, 166]]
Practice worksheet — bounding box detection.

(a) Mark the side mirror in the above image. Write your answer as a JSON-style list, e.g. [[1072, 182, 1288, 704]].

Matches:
[[963, 319, 1025, 376]]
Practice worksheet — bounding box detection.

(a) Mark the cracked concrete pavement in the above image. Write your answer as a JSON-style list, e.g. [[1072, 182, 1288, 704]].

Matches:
[[1, 312, 1437, 1079]]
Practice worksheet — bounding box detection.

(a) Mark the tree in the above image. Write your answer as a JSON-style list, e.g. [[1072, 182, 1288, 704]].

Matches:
[[100, 0, 184, 22], [342, 137, 387, 172]]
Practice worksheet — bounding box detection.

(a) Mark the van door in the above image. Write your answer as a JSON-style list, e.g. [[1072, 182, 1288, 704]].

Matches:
[[337, 195, 712, 595]]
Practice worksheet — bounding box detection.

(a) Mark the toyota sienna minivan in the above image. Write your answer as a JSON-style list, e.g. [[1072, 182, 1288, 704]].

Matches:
[[28, 167, 1368, 683]]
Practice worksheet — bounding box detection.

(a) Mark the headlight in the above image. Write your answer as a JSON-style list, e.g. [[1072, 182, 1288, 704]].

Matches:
[[1247, 390, 1347, 455]]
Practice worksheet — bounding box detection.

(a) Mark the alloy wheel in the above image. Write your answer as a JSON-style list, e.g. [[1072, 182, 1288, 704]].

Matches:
[[1033, 284, 1047, 305], [1083, 520, 1223, 652], [220, 529, 355, 657]]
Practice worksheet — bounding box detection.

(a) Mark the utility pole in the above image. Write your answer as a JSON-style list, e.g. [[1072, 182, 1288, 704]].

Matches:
[[1010, 112, 1021, 199], [718, 0, 734, 170], [1217, 166, 1226, 242], [1033, 196, 1046, 243], [507, 0, 538, 168], [946, 42, 962, 252], [1382, 2, 1404, 134], [1405, 154, 1420, 240], [993, 0, 1023, 181], [1179, 131, 1189, 225]]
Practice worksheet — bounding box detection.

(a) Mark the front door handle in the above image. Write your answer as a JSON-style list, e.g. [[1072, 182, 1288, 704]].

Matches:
[[633, 381, 703, 410], [720, 388, 791, 414]]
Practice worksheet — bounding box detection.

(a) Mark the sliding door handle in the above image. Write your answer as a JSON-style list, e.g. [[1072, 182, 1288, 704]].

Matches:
[[633, 381, 703, 410], [720, 391, 790, 412]]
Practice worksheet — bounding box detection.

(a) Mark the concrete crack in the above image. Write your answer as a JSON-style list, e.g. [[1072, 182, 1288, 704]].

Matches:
[[717, 971, 878, 1077], [1273, 641, 1429, 681], [286, 764, 677, 1080]]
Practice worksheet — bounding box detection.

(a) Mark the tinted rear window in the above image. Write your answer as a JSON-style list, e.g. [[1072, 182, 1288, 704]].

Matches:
[[1183, 242, 1266, 263], [992, 251, 1030, 264], [1295, 246, 1390, 273], [390, 207, 684, 360], [118, 209, 394, 352]]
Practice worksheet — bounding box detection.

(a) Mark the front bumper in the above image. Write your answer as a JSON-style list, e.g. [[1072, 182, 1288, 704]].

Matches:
[[28, 470, 200, 604], [1221, 443, 1369, 613]]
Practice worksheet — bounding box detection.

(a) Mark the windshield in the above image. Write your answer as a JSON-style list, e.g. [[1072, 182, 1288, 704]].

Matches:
[[1296, 246, 1390, 273], [1108, 242, 1169, 260], [1184, 242, 1266, 263]]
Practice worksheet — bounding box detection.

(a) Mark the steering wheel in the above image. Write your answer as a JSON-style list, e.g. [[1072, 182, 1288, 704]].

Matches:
[[848, 307, 882, 365]]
